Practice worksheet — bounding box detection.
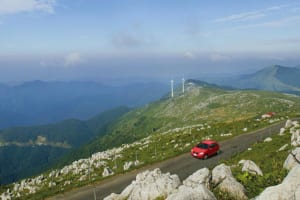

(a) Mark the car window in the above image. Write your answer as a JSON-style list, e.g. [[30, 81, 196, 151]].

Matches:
[[209, 143, 216, 148], [197, 143, 208, 149]]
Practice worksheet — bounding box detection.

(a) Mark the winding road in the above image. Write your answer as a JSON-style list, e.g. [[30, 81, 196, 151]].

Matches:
[[49, 120, 287, 200]]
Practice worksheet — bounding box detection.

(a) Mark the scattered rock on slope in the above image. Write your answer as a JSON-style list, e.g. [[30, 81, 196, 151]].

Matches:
[[291, 129, 300, 147], [212, 163, 248, 200], [166, 168, 216, 200], [238, 160, 263, 176], [183, 168, 211, 189], [166, 185, 216, 200], [283, 147, 300, 170], [255, 164, 300, 200], [104, 168, 180, 200]]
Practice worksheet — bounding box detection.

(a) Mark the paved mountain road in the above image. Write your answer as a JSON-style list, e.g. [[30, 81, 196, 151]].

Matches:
[[49, 120, 287, 200]]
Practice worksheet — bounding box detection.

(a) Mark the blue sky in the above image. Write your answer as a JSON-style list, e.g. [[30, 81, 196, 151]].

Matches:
[[0, 0, 300, 83]]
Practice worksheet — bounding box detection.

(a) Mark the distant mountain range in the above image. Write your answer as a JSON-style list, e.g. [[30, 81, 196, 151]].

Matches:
[[0, 81, 169, 129], [206, 65, 300, 94]]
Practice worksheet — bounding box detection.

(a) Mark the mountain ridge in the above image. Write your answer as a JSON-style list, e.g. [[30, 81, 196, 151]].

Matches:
[[206, 65, 300, 94]]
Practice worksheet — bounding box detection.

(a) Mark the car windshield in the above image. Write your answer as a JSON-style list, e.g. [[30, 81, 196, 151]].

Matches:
[[197, 143, 208, 149]]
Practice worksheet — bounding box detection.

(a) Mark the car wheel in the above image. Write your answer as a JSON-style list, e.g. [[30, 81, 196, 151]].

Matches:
[[204, 154, 208, 160], [217, 150, 221, 155]]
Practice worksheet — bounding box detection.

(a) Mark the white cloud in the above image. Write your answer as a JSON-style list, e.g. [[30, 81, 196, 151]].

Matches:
[[0, 0, 56, 15], [231, 15, 300, 30], [215, 11, 266, 23], [64, 52, 82, 67], [214, 4, 289, 23]]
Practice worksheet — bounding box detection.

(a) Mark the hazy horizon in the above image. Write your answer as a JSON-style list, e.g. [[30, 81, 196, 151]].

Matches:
[[1, 0, 300, 83]]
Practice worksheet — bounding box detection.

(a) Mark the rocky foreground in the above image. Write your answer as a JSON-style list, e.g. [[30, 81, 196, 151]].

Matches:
[[104, 120, 300, 200]]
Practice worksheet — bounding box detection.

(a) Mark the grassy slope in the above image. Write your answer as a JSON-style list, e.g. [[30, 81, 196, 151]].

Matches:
[[78, 80, 300, 155], [0, 106, 131, 185], [2, 80, 300, 199]]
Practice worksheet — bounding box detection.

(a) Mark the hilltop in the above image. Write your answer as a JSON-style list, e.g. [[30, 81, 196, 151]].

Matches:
[[207, 65, 300, 94]]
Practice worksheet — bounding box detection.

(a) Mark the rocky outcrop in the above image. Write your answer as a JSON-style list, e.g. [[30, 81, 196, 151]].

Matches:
[[166, 168, 216, 200], [283, 147, 300, 170], [238, 160, 263, 176], [255, 165, 300, 200], [183, 168, 211, 189], [291, 129, 300, 147], [166, 185, 216, 200], [104, 168, 180, 200], [212, 164, 248, 200], [285, 119, 293, 129]]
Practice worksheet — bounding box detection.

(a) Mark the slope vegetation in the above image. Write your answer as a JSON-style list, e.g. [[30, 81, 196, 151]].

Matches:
[[0, 107, 130, 184]]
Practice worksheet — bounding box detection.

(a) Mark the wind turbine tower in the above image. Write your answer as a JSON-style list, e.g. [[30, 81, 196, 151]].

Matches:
[[182, 77, 185, 94], [171, 79, 174, 98]]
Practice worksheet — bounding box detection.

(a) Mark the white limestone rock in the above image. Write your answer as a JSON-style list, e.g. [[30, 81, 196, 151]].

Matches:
[[264, 137, 272, 142], [278, 144, 289, 152], [285, 119, 293, 129], [104, 193, 123, 200], [295, 185, 300, 200], [239, 160, 263, 176], [291, 129, 300, 147], [283, 147, 300, 170], [279, 128, 286, 135], [255, 164, 300, 200], [0, 192, 11, 200], [212, 164, 247, 200], [123, 161, 133, 171], [166, 185, 216, 200], [102, 167, 114, 177], [104, 168, 180, 200], [183, 168, 211, 189]]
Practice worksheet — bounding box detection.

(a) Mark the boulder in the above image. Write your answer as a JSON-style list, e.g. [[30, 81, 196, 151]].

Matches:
[[278, 144, 289, 152], [166, 185, 216, 200], [279, 128, 285, 135], [283, 147, 300, 170], [104, 168, 180, 200], [291, 129, 300, 146], [183, 168, 211, 189], [212, 164, 247, 200], [238, 160, 263, 176], [296, 185, 300, 200], [255, 165, 300, 200], [102, 167, 114, 177], [264, 137, 272, 142], [123, 161, 133, 171], [285, 120, 293, 129]]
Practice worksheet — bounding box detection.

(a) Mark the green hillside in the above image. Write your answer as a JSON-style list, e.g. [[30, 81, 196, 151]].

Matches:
[[221, 65, 300, 93], [3, 79, 300, 200], [60, 79, 300, 164], [0, 107, 131, 184]]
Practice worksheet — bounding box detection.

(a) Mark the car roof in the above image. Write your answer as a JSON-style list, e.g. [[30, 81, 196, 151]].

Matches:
[[201, 140, 217, 144]]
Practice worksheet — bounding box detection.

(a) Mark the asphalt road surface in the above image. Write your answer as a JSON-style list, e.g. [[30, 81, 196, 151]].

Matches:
[[49, 120, 287, 200]]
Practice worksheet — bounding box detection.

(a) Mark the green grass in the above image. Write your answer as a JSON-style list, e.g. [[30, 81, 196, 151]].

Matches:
[[2, 82, 300, 199], [218, 130, 294, 199]]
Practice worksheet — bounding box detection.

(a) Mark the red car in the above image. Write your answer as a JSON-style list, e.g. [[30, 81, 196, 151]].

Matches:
[[191, 140, 220, 159]]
